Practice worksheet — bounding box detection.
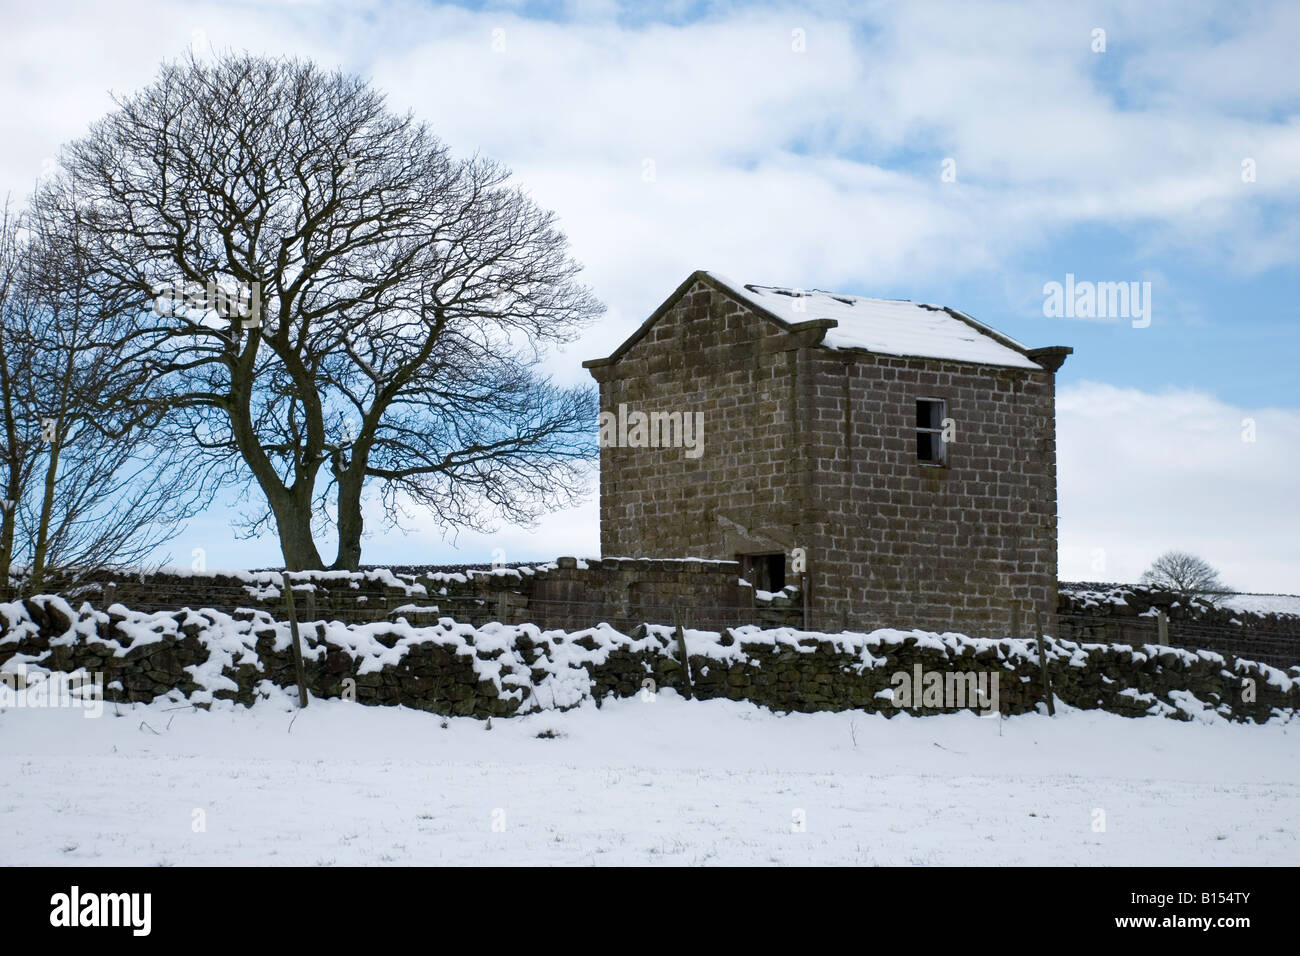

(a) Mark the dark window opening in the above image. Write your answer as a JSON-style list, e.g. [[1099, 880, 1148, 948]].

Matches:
[[739, 553, 786, 592], [916, 398, 947, 465]]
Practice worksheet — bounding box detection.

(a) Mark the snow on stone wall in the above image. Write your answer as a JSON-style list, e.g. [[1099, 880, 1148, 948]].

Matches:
[[2, 595, 1296, 723], [27, 560, 802, 632], [1057, 584, 1300, 670]]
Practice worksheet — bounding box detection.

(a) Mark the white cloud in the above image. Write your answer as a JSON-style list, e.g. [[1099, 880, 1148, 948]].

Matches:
[[0, 0, 1294, 586], [4, 0, 1297, 289], [1057, 381, 1300, 592]]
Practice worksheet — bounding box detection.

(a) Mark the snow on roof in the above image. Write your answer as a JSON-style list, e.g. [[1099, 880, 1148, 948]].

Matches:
[[706, 272, 1043, 370]]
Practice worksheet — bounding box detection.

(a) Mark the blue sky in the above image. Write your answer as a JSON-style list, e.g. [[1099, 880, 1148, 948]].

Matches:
[[1, 0, 1296, 588]]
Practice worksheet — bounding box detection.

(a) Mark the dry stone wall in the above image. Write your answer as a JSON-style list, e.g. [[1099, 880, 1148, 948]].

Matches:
[[1058, 584, 1300, 669], [35, 560, 787, 632], [3, 595, 1295, 724]]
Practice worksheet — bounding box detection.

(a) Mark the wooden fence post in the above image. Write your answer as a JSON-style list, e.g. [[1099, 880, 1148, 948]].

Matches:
[[281, 572, 309, 709], [1034, 611, 1055, 716], [800, 560, 810, 631], [672, 600, 693, 700], [1157, 609, 1169, 646]]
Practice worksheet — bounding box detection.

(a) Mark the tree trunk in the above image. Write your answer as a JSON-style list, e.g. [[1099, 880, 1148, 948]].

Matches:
[[28, 422, 62, 593], [226, 375, 326, 571], [0, 428, 20, 601], [331, 470, 365, 571], [0, 325, 22, 599], [0, 483, 17, 600], [31, 324, 77, 592], [273, 498, 326, 570]]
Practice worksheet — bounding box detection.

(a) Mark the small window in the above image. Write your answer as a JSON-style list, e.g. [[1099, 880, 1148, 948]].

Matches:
[[916, 398, 947, 465]]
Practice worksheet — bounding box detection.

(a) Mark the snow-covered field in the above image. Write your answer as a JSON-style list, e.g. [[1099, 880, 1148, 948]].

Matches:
[[2, 691, 1296, 866]]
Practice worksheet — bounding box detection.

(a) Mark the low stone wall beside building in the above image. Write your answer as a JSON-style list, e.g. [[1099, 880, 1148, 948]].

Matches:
[[15, 568, 1298, 671], [2, 595, 1296, 724], [32, 559, 802, 632]]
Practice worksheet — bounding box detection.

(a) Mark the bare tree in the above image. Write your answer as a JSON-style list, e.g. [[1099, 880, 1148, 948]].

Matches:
[[0, 200, 38, 596], [1140, 550, 1230, 604], [0, 195, 210, 594], [39, 52, 602, 570]]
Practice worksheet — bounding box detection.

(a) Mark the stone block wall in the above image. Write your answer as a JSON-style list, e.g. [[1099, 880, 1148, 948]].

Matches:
[[588, 278, 807, 561], [803, 351, 1058, 637]]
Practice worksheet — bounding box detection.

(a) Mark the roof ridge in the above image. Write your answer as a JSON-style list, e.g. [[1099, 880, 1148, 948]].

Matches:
[[739, 280, 918, 305]]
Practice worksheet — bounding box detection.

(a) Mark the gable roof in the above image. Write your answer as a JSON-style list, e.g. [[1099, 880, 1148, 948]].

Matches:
[[585, 270, 1066, 372]]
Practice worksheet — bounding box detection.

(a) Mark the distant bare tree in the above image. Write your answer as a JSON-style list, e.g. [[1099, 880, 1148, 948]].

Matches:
[[1140, 550, 1230, 604], [38, 52, 602, 570]]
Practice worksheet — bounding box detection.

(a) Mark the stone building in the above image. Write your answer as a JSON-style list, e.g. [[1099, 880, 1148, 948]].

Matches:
[[583, 270, 1071, 637]]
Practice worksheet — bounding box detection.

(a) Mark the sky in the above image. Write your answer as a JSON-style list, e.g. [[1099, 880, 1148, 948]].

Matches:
[[0, 0, 1296, 590]]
